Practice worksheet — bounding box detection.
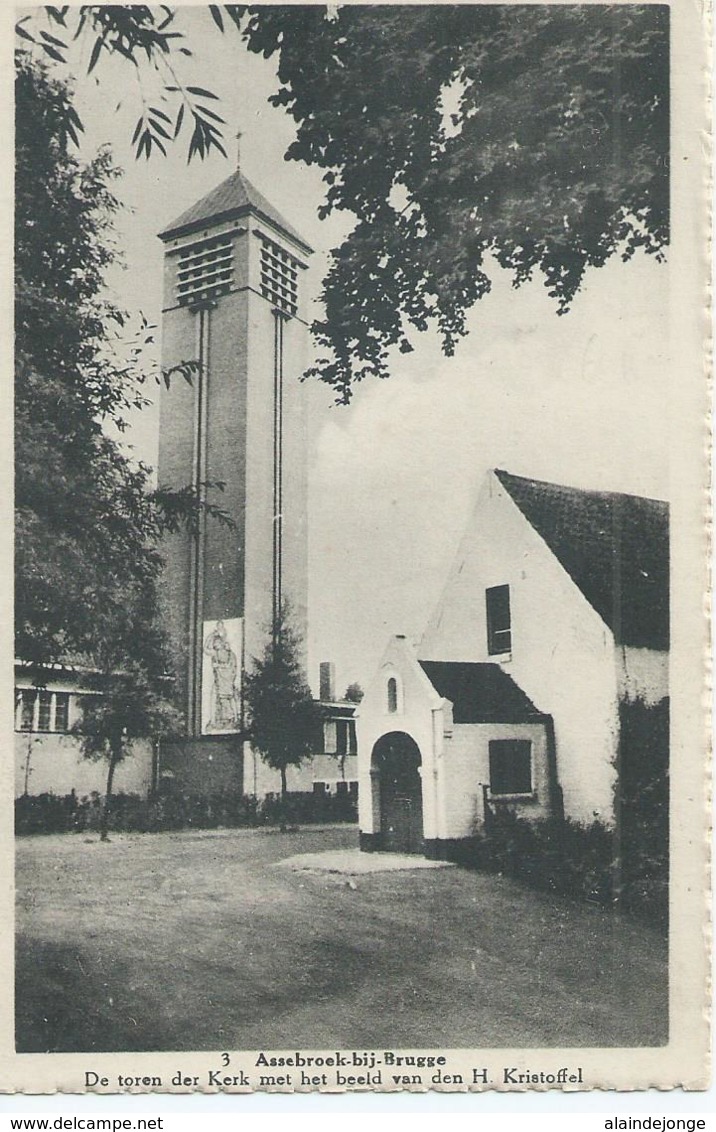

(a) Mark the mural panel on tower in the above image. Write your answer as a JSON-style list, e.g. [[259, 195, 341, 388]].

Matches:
[[201, 618, 243, 734]]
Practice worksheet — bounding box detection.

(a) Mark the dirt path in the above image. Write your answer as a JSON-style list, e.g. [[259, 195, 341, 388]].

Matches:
[[16, 826, 667, 1052]]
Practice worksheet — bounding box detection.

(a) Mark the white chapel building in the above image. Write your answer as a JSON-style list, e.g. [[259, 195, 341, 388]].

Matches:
[[357, 468, 669, 857]]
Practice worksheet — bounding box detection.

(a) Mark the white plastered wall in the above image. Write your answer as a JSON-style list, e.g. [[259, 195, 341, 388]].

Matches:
[[15, 733, 153, 799], [443, 721, 551, 838], [419, 471, 619, 826], [616, 646, 669, 705]]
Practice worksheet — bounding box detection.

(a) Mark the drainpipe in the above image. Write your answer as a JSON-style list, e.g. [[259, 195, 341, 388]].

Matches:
[[431, 706, 443, 852]]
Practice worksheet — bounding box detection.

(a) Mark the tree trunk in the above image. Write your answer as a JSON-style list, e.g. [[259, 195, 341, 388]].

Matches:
[[280, 764, 288, 833], [23, 735, 33, 796], [100, 739, 121, 843]]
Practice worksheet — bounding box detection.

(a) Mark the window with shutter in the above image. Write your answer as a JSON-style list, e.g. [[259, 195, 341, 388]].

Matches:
[[176, 233, 234, 306], [486, 584, 512, 655], [259, 236, 298, 316]]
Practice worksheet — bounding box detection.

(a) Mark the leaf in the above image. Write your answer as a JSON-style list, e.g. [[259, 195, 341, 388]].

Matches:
[[46, 8, 69, 27], [40, 43, 65, 63], [15, 24, 36, 43], [39, 29, 67, 48], [209, 6, 225, 32], [88, 36, 103, 74], [186, 85, 220, 100], [193, 103, 226, 125], [137, 130, 151, 161], [149, 106, 172, 123], [173, 103, 185, 139], [149, 119, 171, 141], [65, 119, 79, 147], [66, 105, 85, 134]]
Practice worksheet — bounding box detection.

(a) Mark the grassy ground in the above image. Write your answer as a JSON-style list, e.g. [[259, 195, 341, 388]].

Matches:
[[16, 825, 667, 1052]]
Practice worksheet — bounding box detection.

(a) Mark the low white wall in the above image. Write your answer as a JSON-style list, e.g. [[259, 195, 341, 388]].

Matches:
[[243, 750, 358, 797], [442, 722, 551, 839], [15, 733, 153, 799]]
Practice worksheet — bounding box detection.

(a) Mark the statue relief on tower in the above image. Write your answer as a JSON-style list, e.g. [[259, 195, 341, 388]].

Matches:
[[201, 618, 243, 734]]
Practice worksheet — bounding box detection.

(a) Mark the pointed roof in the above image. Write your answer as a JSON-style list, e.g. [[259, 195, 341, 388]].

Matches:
[[158, 168, 313, 254], [494, 469, 669, 650], [419, 661, 544, 724]]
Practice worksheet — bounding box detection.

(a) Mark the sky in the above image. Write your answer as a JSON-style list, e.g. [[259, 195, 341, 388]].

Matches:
[[29, 7, 671, 697]]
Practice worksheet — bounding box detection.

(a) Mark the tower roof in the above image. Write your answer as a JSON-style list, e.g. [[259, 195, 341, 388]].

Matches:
[[158, 167, 313, 254]]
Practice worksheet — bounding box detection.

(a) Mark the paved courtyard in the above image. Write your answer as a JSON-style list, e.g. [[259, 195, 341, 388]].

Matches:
[[16, 824, 667, 1052]]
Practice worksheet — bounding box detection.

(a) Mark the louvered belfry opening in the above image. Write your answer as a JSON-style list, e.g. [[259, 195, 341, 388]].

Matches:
[[176, 232, 235, 306], [259, 234, 298, 316]]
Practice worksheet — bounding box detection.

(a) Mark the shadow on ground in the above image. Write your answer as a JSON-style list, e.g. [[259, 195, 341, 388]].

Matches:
[[16, 826, 668, 1052]]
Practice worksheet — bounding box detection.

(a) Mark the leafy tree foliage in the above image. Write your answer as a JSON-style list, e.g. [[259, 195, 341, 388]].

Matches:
[[243, 607, 320, 827], [343, 682, 364, 704], [16, 5, 234, 161], [15, 55, 237, 831], [241, 4, 669, 400], [16, 53, 230, 664], [76, 629, 181, 842], [16, 54, 149, 662], [19, 5, 669, 401], [15, 55, 182, 833]]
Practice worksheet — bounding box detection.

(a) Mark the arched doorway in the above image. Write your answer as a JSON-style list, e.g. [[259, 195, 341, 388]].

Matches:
[[371, 732, 424, 854]]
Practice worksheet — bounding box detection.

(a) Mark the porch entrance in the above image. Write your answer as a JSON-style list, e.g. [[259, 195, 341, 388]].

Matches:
[[371, 732, 424, 854]]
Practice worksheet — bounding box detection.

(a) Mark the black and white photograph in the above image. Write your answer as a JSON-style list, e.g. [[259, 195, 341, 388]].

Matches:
[[7, 1, 709, 1092]]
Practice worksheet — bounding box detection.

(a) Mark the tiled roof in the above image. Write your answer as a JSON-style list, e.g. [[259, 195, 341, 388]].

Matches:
[[158, 168, 312, 253], [418, 661, 543, 723], [495, 469, 669, 650]]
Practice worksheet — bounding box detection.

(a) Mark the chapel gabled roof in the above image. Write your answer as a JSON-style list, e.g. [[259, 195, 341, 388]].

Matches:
[[158, 168, 313, 254], [494, 469, 669, 650], [418, 661, 543, 724]]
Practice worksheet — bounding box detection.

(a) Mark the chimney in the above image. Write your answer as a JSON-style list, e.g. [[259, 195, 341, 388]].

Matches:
[[319, 661, 336, 703]]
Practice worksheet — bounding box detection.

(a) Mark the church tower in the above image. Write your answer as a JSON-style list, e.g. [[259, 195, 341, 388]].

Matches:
[[157, 160, 311, 792]]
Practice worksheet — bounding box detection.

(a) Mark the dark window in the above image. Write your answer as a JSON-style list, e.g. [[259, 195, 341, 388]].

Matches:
[[313, 781, 327, 795], [54, 692, 70, 732], [336, 780, 348, 796], [486, 584, 511, 655], [348, 720, 357, 755], [348, 781, 358, 796], [489, 739, 532, 796], [16, 689, 73, 733], [387, 677, 398, 713], [37, 691, 52, 732], [336, 719, 348, 757]]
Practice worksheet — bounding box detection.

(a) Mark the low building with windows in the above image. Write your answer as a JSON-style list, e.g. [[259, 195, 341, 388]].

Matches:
[[16, 657, 357, 809], [244, 661, 358, 800], [14, 662, 154, 800], [358, 468, 669, 857]]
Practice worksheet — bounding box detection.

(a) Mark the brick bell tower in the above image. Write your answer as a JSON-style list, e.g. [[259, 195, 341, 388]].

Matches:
[[156, 155, 312, 795]]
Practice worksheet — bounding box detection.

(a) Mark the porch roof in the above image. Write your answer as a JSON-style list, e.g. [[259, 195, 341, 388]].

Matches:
[[418, 661, 543, 724]]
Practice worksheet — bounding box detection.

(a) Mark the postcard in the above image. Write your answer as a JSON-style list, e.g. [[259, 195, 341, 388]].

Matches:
[[4, 0, 710, 1095]]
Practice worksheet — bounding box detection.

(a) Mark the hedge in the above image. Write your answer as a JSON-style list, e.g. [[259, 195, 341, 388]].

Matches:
[[15, 788, 357, 837]]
